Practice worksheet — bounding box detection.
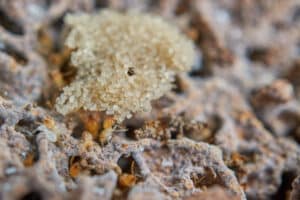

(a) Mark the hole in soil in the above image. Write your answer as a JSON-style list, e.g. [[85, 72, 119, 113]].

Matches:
[[69, 156, 81, 168], [284, 59, 300, 86], [152, 96, 174, 109], [189, 67, 212, 77], [207, 114, 223, 133], [278, 110, 300, 133], [246, 46, 276, 65], [51, 15, 65, 34], [0, 42, 28, 65], [117, 154, 139, 174], [292, 6, 300, 22], [125, 125, 138, 139], [271, 171, 297, 200], [15, 118, 40, 163], [15, 118, 38, 135], [175, 0, 191, 16], [44, 0, 52, 8], [202, 114, 223, 142], [72, 123, 84, 139], [0, 116, 4, 127], [0, 8, 24, 35], [118, 155, 135, 174], [188, 48, 203, 77], [95, 0, 109, 8], [238, 149, 258, 164], [123, 118, 145, 139], [293, 126, 300, 144], [190, 167, 223, 188], [185, 122, 214, 143], [20, 191, 42, 200], [172, 75, 185, 94], [60, 61, 77, 84]]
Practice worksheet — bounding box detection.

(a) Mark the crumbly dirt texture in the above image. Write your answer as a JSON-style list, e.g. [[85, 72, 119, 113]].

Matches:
[[0, 1, 299, 200]]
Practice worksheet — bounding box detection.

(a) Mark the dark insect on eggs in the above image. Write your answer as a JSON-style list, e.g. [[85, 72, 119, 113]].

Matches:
[[127, 67, 135, 76]]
